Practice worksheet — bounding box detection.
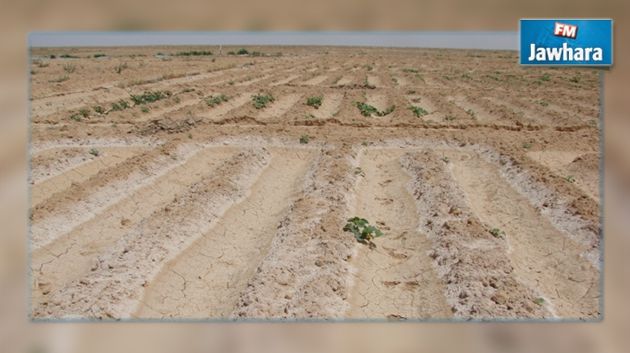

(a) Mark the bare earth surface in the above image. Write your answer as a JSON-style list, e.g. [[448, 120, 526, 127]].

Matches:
[[29, 46, 601, 321]]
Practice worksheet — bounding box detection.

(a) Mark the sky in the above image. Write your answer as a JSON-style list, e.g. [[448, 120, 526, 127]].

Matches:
[[29, 31, 518, 50]]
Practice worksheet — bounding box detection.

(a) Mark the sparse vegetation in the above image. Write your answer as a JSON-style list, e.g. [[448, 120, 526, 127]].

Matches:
[[236, 48, 249, 55], [69, 113, 82, 122], [538, 100, 549, 107], [402, 68, 419, 73], [110, 99, 130, 111], [78, 108, 90, 118], [489, 228, 505, 238], [565, 175, 576, 183], [130, 90, 171, 105], [445, 115, 456, 121], [534, 297, 545, 306], [356, 102, 395, 117], [174, 50, 213, 56], [299, 134, 310, 144], [540, 73, 551, 82], [93, 53, 106, 58], [252, 93, 274, 109], [59, 54, 79, 59], [89, 148, 100, 157], [354, 167, 365, 177], [465, 109, 476, 118], [343, 217, 384, 249], [205, 94, 229, 107], [522, 142, 533, 149], [93, 105, 105, 115], [409, 105, 428, 118], [306, 96, 323, 109], [141, 106, 150, 113]]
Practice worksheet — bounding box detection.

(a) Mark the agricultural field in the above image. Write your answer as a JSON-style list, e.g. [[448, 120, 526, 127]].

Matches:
[[28, 46, 601, 321]]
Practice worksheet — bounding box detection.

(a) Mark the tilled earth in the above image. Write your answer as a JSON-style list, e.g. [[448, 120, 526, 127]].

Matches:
[[29, 46, 601, 320]]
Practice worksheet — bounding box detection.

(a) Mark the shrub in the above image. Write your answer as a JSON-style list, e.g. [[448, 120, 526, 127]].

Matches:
[[306, 96, 323, 109], [343, 217, 384, 249], [236, 48, 249, 55], [174, 50, 212, 56], [89, 148, 100, 157], [93, 53, 106, 58], [252, 93, 274, 109], [69, 113, 82, 122], [299, 134, 310, 144], [402, 68, 419, 73]]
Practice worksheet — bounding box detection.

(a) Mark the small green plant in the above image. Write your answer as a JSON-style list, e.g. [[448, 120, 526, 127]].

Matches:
[[355, 102, 395, 117], [188, 133, 193, 139], [343, 217, 384, 249], [538, 100, 549, 107], [465, 109, 476, 118], [522, 142, 533, 149], [130, 90, 171, 105], [60, 54, 79, 59], [141, 106, 150, 113], [409, 105, 428, 118], [236, 48, 249, 55], [540, 73, 551, 82], [93, 53, 106, 58], [111, 99, 130, 111], [62, 63, 76, 73], [569, 75, 580, 83], [93, 105, 105, 114], [402, 68, 419, 73], [299, 134, 310, 144], [252, 93, 274, 109], [354, 167, 365, 177], [489, 228, 505, 238], [533, 297, 545, 306], [565, 175, 576, 183], [441, 156, 450, 163], [89, 148, 100, 157], [205, 94, 229, 107], [445, 115, 456, 121], [306, 96, 323, 109], [69, 113, 82, 122], [304, 113, 315, 119]]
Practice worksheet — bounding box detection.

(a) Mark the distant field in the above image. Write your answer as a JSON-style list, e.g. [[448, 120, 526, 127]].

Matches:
[[29, 46, 601, 321]]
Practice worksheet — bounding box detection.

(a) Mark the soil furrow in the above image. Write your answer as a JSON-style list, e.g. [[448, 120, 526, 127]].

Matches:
[[31, 146, 240, 309], [135, 148, 314, 318], [444, 149, 600, 318], [33, 148, 270, 319], [348, 148, 451, 319]]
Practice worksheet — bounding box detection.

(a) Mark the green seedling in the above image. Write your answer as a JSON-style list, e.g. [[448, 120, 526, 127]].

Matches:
[[205, 94, 229, 107], [489, 228, 505, 238], [130, 90, 171, 105], [344, 217, 384, 249], [409, 105, 428, 118], [299, 134, 310, 144], [306, 96, 323, 109], [252, 94, 274, 109], [356, 102, 395, 117], [89, 148, 100, 157]]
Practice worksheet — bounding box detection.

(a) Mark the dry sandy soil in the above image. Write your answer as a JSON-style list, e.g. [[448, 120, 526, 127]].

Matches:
[[28, 46, 601, 321]]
